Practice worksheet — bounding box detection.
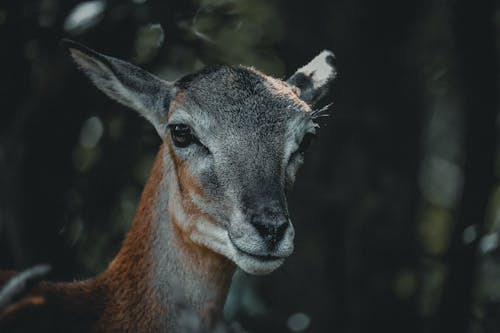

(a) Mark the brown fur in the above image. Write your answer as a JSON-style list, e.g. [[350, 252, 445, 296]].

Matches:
[[168, 91, 186, 118], [92, 145, 166, 332], [0, 148, 166, 332], [0, 143, 233, 332], [166, 137, 205, 197]]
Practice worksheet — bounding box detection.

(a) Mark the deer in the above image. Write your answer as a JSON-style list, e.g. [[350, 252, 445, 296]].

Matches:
[[0, 40, 336, 332]]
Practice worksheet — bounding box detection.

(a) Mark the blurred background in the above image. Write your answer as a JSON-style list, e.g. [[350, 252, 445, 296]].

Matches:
[[0, 0, 499, 332]]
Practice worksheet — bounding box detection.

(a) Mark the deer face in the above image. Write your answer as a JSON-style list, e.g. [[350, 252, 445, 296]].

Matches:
[[64, 40, 336, 275]]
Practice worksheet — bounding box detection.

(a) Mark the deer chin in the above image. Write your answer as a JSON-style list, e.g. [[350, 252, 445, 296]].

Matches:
[[189, 218, 286, 275]]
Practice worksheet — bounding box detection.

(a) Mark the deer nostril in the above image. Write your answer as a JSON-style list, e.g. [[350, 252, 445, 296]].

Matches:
[[252, 220, 269, 238], [276, 222, 288, 240], [250, 216, 289, 249]]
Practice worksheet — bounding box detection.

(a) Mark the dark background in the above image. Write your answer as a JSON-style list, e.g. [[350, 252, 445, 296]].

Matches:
[[0, 0, 499, 332]]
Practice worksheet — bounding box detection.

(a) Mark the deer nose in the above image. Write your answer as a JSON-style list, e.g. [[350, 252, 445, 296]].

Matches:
[[250, 212, 289, 249]]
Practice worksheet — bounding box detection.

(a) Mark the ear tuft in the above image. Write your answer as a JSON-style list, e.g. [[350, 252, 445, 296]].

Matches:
[[60, 38, 88, 53], [287, 50, 337, 105], [61, 39, 104, 63]]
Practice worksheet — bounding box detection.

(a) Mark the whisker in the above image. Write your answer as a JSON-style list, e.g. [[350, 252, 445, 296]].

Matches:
[[312, 114, 331, 119], [311, 104, 333, 121]]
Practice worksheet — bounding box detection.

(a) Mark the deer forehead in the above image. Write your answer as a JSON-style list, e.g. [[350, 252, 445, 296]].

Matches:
[[168, 66, 313, 145]]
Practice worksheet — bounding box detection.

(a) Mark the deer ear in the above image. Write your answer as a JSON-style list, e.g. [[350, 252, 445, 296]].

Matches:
[[61, 39, 174, 136], [287, 50, 337, 106]]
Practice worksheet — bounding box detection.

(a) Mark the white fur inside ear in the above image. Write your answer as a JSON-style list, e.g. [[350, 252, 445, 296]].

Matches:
[[295, 50, 337, 89]]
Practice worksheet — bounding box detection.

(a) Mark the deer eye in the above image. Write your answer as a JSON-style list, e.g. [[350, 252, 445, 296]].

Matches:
[[169, 124, 194, 148], [297, 133, 315, 155]]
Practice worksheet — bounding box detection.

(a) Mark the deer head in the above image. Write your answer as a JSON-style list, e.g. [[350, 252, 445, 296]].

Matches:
[[63, 40, 336, 275]]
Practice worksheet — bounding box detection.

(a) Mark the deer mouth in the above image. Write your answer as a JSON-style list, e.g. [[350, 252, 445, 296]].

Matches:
[[227, 234, 288, 264], [234, 246, 285, 262], [231, 245, 285, 275]]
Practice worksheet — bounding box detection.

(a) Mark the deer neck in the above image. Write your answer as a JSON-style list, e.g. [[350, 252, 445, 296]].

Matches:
[[97, 143, 235, 331]]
